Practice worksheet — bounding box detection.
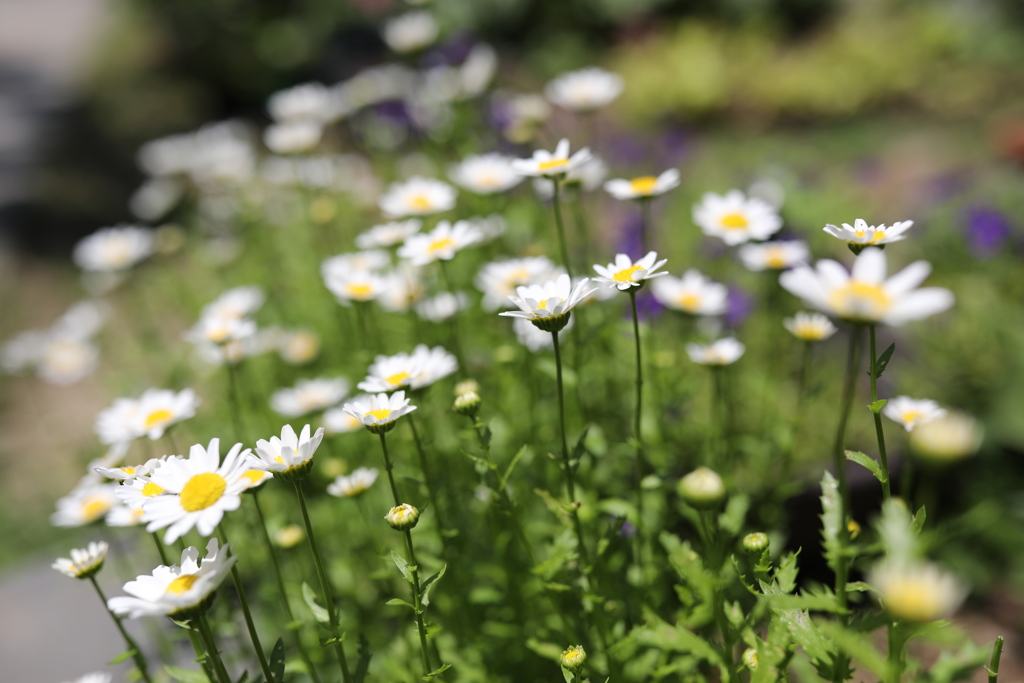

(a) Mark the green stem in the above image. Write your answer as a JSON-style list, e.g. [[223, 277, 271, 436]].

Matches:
[[378, 432, 402, 505], [868, 324, 892, 501], [89, 576, 154, 683], [437, 260, 467, 374], [196, 613, 233, 683], [471, 419, 536, 566], [185, 625, 218, 683], [403, 529, 435, 677], [570, 185, 590, 274], [783, 341, 813, 483], [628, 290, 646, 578], [988, 636, 1004, 683], [886, 620, 903, 683], [226, 363, 246, 443], [151, 532, 170, 566], [408, 413, 449, 541], [552, 329, 588, 564], [712, 368, 727, 467], [216, 525, 276, 683], [292, 483, 353, 683], [639, 199, 651, 253], [552, 181, 573, 279], [252, 492, 323, 683]]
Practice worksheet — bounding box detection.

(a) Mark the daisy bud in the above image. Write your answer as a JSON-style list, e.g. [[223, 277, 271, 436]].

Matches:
[[847, 520, 861, 540], [275, 524, 305, 548], [742, 648, 758, 669], [52, 541, 108, 580], [678, 467, 725, 509], [386, 504, 420, 531], [742, 532, 769, 554], [559, 644, 587, 672], [453, 391, 481, 417]]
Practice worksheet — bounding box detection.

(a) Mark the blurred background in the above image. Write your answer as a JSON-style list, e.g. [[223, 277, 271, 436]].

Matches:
[[2, 0, 1024, 680]]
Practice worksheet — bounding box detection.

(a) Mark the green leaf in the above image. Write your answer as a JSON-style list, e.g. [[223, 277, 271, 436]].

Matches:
[[929, 642, 990, 683], [164, 666, 211, 683], [845, 450, 887, 483], [774, 550, 801, 594], [423, 662, 452, 680], [911, 505, 927, 535], [869, 399, 888, 414], [818, 621, 889, 678], [319, 634, 346, 647], [235, 672, 249, 683], [570, 426, 590, 468], [391, 550, 415, 584], [421, 563, 447, 607], [353, 633, 373, 683], [301, 582, 330, 624], [718, 493, 749, 537], [525, 638, 564, 661], [107, 649, 137, 665], [633, 618, 723, 666], [771, 607, 831, 665], [269, 638, 285, 683], [874, 342, 896, 379], [819, 471, 844, 574], [766, 590, 843, 613], [876, 499, 919, 566], [499, 445, 529, 489], [385, 598, 415, 610], [845, 581, 875, 594]]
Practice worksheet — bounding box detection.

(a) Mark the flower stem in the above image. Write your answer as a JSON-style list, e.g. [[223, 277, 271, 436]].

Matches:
[[552, 181, 574, 279], [151, 531, 170, 566], [292, 483, 353, 683], [639, 199, 651, 253], [252, 492, 323, 683], [403, 528, 435, 677], [868, 324, 892, 501], [196, 613, 233, 683], [216, 525, 276, 683], [628, 290, 647, 568], [551, 329, 588, 564], [408, 412, 449, 542], [185, 625, 218, 683], [226, 364, 246, 443], [784, 341, 814, 481], [88, 576, 154, 683], [378, 433, 402, 505], [437, 260, 467, 374], [988, 636, 1004, 683]]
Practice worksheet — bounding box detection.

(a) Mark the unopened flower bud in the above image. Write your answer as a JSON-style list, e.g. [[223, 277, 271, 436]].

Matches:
[[385, 504, 420, 531], [742, 648, 758, 669], [275, 524, 305, 548], [742, 532, 769, 554], [847, 520, 861, 540], [678, 467, 725, 509], [559, 644, 587, 672], [453, 391, 481, 417]]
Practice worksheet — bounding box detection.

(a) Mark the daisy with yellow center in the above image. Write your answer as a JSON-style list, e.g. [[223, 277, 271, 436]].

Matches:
[[544, 67, 623, 112], [692, 189, 783, 246], [107, 538, 238, 619], [342, 390, 417, 434], [475, 257, 560, 311], [142, 439, 255, 544], [51, 481, 119, 527], [908, 411, 983, 463], [604, 169, 679, 201], [251, 424, 324, 482], [449, 153, 523, 194], [499, 274, 597, 332], [737, 240, 809, 272], [270, 377, 349, 417], [650, 269, 728, 316], [355, 219, 422, 249], [322, 268, 386, 306], [593, 251, 668, 291], [327, 467, 380, 498], [379, 176, 457, 218], [870, 561, 966, 623], [73, 225, 156, 273], [783, 311, 838, 342], [780, 247, 954, 325], [323, 400, 370, 435], [512, 138, 592, 179], [52, 541, 109, 579], [397, 220, 484, 267], [115, 471, 173, 510], [686, 338, 746, 366], [133, 388, 200, 440], [358, 344, 458, 393], [824, 218, 914, 253], [881, 396, 947, 432]]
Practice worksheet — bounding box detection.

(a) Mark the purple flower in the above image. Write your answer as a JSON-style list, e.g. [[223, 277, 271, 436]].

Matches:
[[658, 127, 693, 166], [724, 287, 754, 328], [964, 206, 1011, 257], [615, 211, 645, 260]]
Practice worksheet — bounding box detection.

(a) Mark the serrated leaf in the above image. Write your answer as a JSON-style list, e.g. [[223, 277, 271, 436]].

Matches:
[[107, 649, 137, 665], [774, 550, 801, 594], [874, 342, 895, 379], [772, 608, 832, 665], [845, 450, 887, 483], [319, 634, 346, 647], [499, 445, 529, 489], [392, 550, 415, 584], [421, 563, 446, 607], [269, 638, 285, 683], [423, 662, 452, 680], [165, 666, 211, 683], [353, 632, 372, 683], [301, 582, 330, 624], [819, 471, 844, 574], [766, 590, 843, 613]]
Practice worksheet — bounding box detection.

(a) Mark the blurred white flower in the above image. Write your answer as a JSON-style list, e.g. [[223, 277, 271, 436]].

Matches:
[[449, 154, 522, 194], [51, 482, 119, 527], [870, 561, 967, 623], [377, 265, 426, 312], [268, 82, 338, 123], [693, 190, 782, 246], [513, 314, 574, 352], [476, 257, 561, 311], [651, 270, 728, 316], [358, 344, 458, 393], [276, 329, 321, 365], [52, 541, 108, 579], [909, 411, 984, 462], [604, 169, 679, 201], [382, 11, 439, 54], [323, 268, 387, 306], [416, 291, 469, 322], [73, 225, 155, 273], [379, 176, 457, 217], [129, 178, 184, 221], [532, 155, 607, 200], [513, 138, 592, 179], [459, 44, 498, 98], [356, 219, 422, 249], [544, 67, 623, 112], [263, 121, 323, 155], [882, 396, 947, 432], [738, 240, 809, 271], [398, 219, 483, 266], [327, 467, 379, 497], [271, 378, 349, 417], [323, 401, 368, 435], [783, 311, 838, 342], [686, 338, 746, 366]]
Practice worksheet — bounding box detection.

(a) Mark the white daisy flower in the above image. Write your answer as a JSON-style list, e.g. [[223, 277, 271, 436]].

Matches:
[[73, 225, 156, 272], [693, 190, 783, 246], [185, 315, 257, 347], [95, 455, 161, 483], [379, 176, 457, 217], [51, 482, 119, 527], [475, 257, 561, 311], [377, 265, 426, 312], [869, 561, 967, 623], [449, 153, 523, 194], [133, 388, 201, 440], [415, 291, 469, 322], [737, 240, 810, 271], [106, 503, 146, 527], [355, 219, 422, 249], [323, 401, 368, 435], [686, 338, 746, 366], [251, 424, 324, 481], [326, 467, 379, 498], [512, 138, 592, 179], [115, 475, 172, 510], [52, 541, 108, 579], [358, 344, 457, 393], [202, 286, 265, 321], [107, 538, 238, 619], [466, 213, 507, 243], [397, 219, 483, 266], [95, 397, 142, 445], [544, 67, 624, 112], [263, 121, 323, 155], [532, 155, 608, 200], [513, 314, 574, 352], [268, 82, 337, 124], [323, 269, 387, 305], [593, 251, 668, 291], [382, 11, 439, 54], [342, 391, 417, 433], [270, 377, 349, 417], [650, 269, 728, 316], [409, 344, 459, 388], [604, 169, 679, 201], [882, 397, 947, 432], [36, 337, 100, 385], [62, 673, 112, 683], [779, 247, 955, 325], [143, 439, 254, 543], [499, 274, 598, 332], [53, 300, 109, 340], [321, 249, 391, 274], [276, 329, 321, 365], [783, 311, 838, 342], [824, 219, 914, 251], [909, 411, 983, 462]]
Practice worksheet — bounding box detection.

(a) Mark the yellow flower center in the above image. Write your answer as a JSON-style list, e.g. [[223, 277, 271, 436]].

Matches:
[[180, 472, 227, 512], [141, 482, 164, 497], [165, 574, 200, 595], [538, 158, 569, 172], [428, 237, 455, 254], [144, 409, 174, 430], [506, 268, 531, 288], [764, 247, 787, 269], [367, 409, 393, 421], [884, 578, 942, 622], [795, 324, 826, 341], [613, 265, 643, 283], [854, 228, 887, 244], [827, 280, 891, 321], [536, 297, 563, 311], [562, 648, 585, 665], [720, 212, 749, 229], [408, 194, 433, 211], [241, 470, 267, 487], [120, 466, 136, 475], [628, 176, 659, 195], [677, 293, 701, 311], [82, 496, 111, 521], [346, 283, 373, 299], [385, 371, 412, 386], [901, 410, 921, 425]]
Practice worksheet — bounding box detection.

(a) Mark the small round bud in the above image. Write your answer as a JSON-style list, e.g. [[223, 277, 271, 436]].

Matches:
[[678, 467, 725, 509], [847, 520, 861, 540], [385, 504, 420, 531], [559, 645, 587, 672], [453, 391, 481, 417], [454, 379, 479, 397], [742, 648, 758, 669], [742, 532, 770, 554], [275, 524, 305, 548]]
